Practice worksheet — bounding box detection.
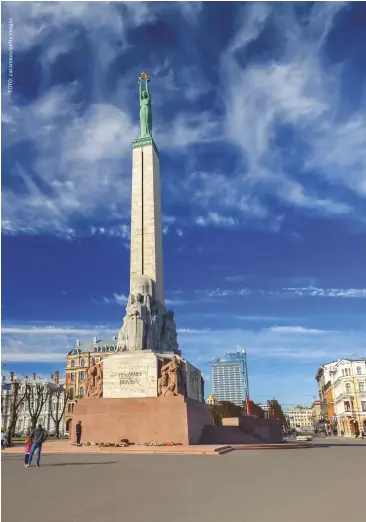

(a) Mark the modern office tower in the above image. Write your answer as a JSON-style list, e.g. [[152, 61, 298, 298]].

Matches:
[[209, 351, 248, 406]]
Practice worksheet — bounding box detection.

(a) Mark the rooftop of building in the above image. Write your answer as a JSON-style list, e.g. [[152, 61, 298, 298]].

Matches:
[[67, 336, 118, 356]]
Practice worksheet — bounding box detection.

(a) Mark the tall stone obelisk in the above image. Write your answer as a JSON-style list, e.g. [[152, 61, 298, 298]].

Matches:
[[117, 72, 178, 354], [130, 129, 164, 304]]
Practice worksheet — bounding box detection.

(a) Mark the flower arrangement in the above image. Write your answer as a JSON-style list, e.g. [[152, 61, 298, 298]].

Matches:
[[144, 441, 182, 447], [80, 438, 135, 448]]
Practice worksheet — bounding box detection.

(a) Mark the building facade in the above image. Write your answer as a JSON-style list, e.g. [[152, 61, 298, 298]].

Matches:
[[257, 403, 270, 419], [209, 351, 247, 406], [64, 336, 118, 432], [1, 372, 66, 434], [311, 400, 321, 427], [288, 407, 313, 430], [330, 359, 366, 436], [315, 363, 333, 421]]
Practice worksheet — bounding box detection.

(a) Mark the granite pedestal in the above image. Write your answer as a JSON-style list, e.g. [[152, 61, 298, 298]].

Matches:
[[71, 395, 213, 445]]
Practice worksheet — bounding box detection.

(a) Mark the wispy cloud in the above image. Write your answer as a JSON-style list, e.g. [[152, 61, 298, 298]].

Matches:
[[268, 326, 331, 335], [219, 2, 365, 220], [196, 213, 237, 228], [270, 287, 366, 298], [1, 323, 118, 363], [1, 326, 102, 335]]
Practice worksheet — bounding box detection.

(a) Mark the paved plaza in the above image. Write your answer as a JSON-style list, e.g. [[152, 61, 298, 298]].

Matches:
[[2, 438, 365, 522]]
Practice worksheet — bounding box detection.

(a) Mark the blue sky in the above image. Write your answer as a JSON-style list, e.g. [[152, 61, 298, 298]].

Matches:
[[2, 1, 366, 409]]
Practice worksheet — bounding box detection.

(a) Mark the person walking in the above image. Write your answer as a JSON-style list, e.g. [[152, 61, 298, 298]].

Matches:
[[24, 433, 31, 467], [75, 421, 82, 446], [1, 430, 6, 450], [27, 424, 48, 467]]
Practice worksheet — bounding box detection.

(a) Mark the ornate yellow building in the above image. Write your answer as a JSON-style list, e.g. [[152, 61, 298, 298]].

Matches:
[[64, 336, 118, 432]]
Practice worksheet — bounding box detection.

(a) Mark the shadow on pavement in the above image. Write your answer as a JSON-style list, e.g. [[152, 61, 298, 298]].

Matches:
[[312, 443, 366, 448], [39, 461, 117, 466]]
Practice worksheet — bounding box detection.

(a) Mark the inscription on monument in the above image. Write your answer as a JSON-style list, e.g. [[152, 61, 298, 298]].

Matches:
[[119, 371, 143, 385], [103, 353, 159, 398]]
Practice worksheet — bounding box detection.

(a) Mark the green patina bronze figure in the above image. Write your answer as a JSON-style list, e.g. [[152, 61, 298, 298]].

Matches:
[[138, 71, 152, 138]]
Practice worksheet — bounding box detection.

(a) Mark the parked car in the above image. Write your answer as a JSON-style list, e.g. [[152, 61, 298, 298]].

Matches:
[[296, 432, 312, 441]]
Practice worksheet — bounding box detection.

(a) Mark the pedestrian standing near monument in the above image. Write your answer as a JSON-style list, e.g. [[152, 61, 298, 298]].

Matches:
[[76, 420, 82, 446], [27, 424, 48, 467], [24, 433, 31, 467]]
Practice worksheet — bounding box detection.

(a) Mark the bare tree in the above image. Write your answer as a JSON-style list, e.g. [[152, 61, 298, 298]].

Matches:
[[49, 387, 69, 436], [25, 383, 49, 430], [6, 381, 27, 446]]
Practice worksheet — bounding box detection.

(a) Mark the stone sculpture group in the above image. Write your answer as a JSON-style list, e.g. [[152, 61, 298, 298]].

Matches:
[[158, 356, 183, 397], [116, 275, 180, 354], [85, 358, 103, 399]]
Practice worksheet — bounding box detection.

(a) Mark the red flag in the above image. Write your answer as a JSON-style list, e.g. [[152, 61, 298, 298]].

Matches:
[[246, 394, 251, 415]]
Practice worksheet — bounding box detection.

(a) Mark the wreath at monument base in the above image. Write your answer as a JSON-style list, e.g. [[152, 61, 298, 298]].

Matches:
[[77, 439, 135, 447], [144, 441, 183, 447]]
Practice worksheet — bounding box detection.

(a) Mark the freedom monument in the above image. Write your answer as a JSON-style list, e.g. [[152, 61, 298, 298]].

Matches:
[[72, 73, 212, 445]]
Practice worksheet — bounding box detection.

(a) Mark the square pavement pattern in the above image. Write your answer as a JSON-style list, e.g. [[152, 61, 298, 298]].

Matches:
[[2, 439, 365, 522]]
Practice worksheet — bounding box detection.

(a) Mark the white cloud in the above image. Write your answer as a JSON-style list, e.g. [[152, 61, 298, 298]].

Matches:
[[275, 287, 366, 298], [205, 288, 252, 298], [196, 212, 237, 227], [113, 294, 128, 305], [219, 2, 364, 218], [2, 86, 137, 236], [2, 352, 67, 363], [176, 228, 184, 237], [179, 324, 365, 368], [268, 326, 331, 335], [1, 323, 119, 363], [1, 326, 101, 335], [100, 294, 128, 306]]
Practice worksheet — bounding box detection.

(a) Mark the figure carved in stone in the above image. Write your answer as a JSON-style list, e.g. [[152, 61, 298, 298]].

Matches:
[[161, 311, 179, 353], [115, 274, 180, 354], [138, 72, 152, 138], [85, 359, 103, 399], [127, 293, 148, 351], [90, 374, 103, 399], [158, 356, 182, 396]]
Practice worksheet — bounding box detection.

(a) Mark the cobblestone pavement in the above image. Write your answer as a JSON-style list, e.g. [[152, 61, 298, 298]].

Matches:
[[2, 439, 364, 522]]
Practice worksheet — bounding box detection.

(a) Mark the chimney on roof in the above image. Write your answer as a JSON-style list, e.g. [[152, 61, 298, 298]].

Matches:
[[10, 371, 14, 381], [76, 340, 81, 347], [93, 336, 97, 343], [54, 371, 59, 384], [33, 373, 36, 380], [113, 335, 117, 341]]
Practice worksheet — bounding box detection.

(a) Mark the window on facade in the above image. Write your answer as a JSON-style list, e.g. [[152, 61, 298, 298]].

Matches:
[[71, 360, 75, 368], [345, 383, 351, 393], [70, 373, 75, 381], [344, 402, 350, 412], [357, 367, 362, 375], [80, 386, 84, 397], [361, 401, 366, 412], [80, 371, 85, 380], [359, 382, 365, 392], [81, 359, 85, 367], [69, 388, 74, 400]]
